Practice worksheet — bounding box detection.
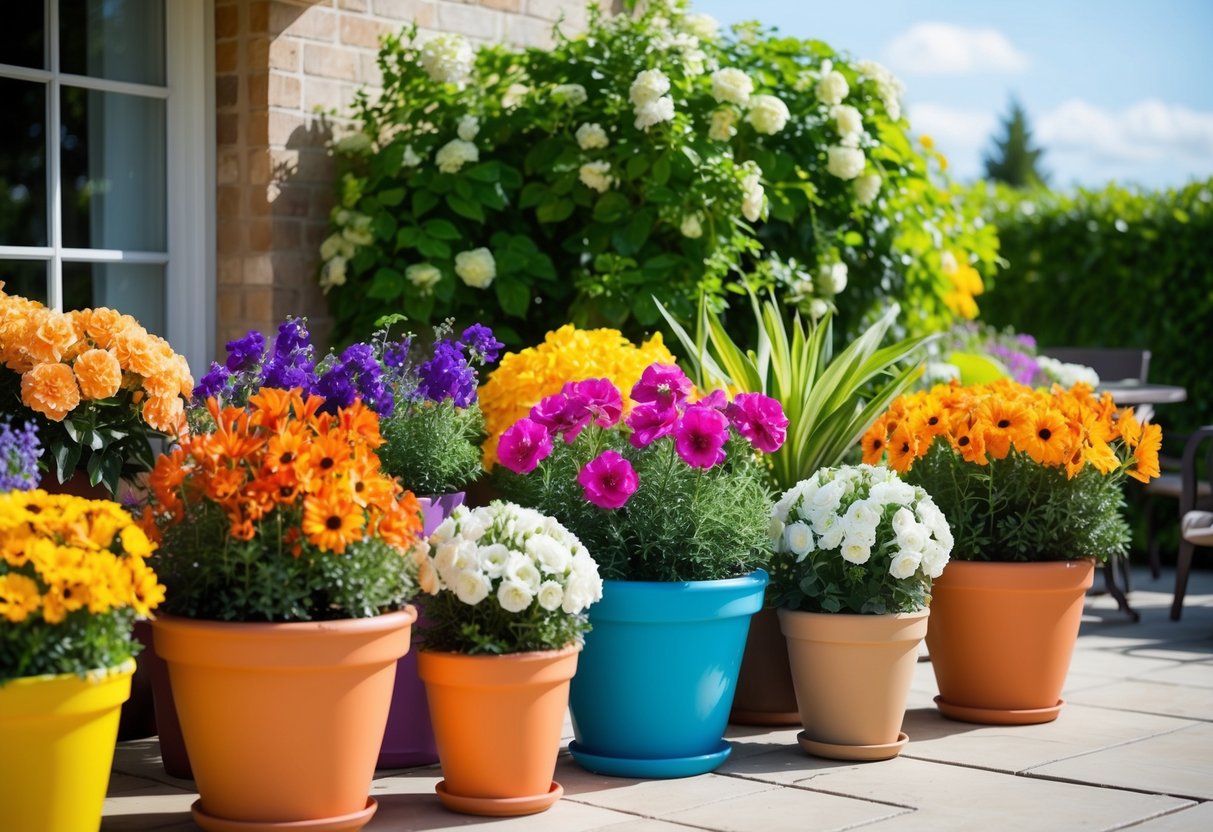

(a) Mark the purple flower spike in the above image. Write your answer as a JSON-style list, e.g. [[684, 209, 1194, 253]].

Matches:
[[674, 405, 729, 469], [224, 330, 266, 372], [577, 450, 639, 510], [631, 363, 692, 409], [0, 416, 42, 491], [459, 324, 503, 364], [418, 340, 477, 407], [563, 378, 623, 429], [498, 418, 554, 474], [626, 402, 678, 448], [725, 393, 789, 453], [193, 361, 231, 401]]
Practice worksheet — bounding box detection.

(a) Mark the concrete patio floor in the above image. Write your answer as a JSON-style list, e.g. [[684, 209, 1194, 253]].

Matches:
[[103, 563, 1213, 831]]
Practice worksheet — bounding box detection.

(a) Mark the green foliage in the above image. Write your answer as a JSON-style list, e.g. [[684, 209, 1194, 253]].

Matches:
[[983, 98, 1048, 188], [321, 0, 996, 347], [971, 178, 1213, 437], [661, 294, 929, 490], [378, 399, 485, 495], [419, 594, 588, 655], [0, 608, 138, 685]]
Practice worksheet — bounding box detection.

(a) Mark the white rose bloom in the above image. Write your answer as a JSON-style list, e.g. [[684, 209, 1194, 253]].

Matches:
[[430, 516, 457, 545], [401, 144, 423, 168], [634, 95, 675, 130], [576, 123, 610, 150], [681, 46, 707, 76], [784, 522, 815, 560], [478, 543, 511, 579], [896, 522, 929, 554], [921, 541, 951, 579], [453, 570, 491, 605], [816, 69, 850, 106], [579, 160, 614, 193], [527, 536, 570, 575], [435, 138, 479, 173], [818, 524, 846, 551], [832, 104, 863, 138], [818, 262, 848, 295], [889, 549, 924, 580], [682, 13, 720, 40], [334, 132, 372, 155], [502, 83, 530, 109], [747, 94, 790, 135], [320, 256, 347, 291], [457, 114, 479, 142], [551, 83, 588, 106], [537, 580, 565, 612], [741, 171, 765, 222], [891, 506, 918, 535], [419, 34, 474, 86], [680, 213, 703, 239], [840, 538, 872, 565], [826, 145, 866, 180], [708, 108, 738, 141], [857, 59, 905, 121], [872, 481, 916, 507], [808, 298, 831, 319], [320, 233, 352, 261], [504, 554, 542, 593], [629, 68, 671, 106], [855, 172, 881, 206], [811, 480, 845, 516], [710, 68, 753, 106], [454, 247, 496, 289], [406, 263, 442, 293], [497, 579, 534, 613]]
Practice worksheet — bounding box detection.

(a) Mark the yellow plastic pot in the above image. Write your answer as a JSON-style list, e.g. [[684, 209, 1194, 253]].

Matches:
[[0, 661, 135, 832]]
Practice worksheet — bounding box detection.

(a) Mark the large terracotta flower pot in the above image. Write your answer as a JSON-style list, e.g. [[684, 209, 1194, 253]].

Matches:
[[0, 662, 134, 832], [568, 570, 767, 778], [141, 621, 192, 779], [152, 608, 415, 832], [730, 607, 800, 726], [780, 608, 929, 761], [925, 559, 1094, 725], [419, 645, 579, 816], [377, 492, 464, 769]]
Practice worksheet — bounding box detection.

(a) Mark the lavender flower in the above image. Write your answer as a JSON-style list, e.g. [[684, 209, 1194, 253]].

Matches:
[[418, 340, 477, 407], [0, 416, 42, 491], [224, 331, 266, 372], [459, 324, 503, 364], [193, 361, 231, 400]]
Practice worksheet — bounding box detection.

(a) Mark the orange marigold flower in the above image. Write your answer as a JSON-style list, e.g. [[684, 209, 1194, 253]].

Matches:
[[74, 348, 123, 400], [1127, 423, 1162, 483], [112, 326, 162, 377], [1082, 438, 1121, 476], [21, 362, 82, 421], [27, 310, 78, 364], [302, 495, 364, 554]]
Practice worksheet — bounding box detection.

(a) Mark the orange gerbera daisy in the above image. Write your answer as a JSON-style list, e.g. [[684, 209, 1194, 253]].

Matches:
[[860, 420, 888, 465], [265, 425, 308, 473], [302, 495, 364, 554], [886, 420, 919, 473], [1082, 438, 1121, 476], [978, 397, 1030, 460], [951, 419, 989, 465], [1017, 407, 1072, 467], [1127, 422, 1162, 483]]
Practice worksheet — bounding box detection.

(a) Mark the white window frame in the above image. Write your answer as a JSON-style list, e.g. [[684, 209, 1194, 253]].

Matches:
[[0, 0, 215, 375]]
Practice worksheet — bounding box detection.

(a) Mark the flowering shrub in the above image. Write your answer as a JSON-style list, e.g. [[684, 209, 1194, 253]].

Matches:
[[930, 322, 1098, 388], [0, 416, 40, 492], [142, 389, 423, 621], [769, 465, 951, 615], [863, 381, 1161, 562], [321, 0, 996, 347], [495, 362, 785, 581], [0, 284, 194, 494], [418, 501, 603, 654], [194, 316, 498, 495], [478, 324, 676, 467], [1, 490, 162, 683]]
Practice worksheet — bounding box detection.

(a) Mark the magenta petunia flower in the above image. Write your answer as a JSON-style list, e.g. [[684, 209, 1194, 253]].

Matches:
[[530, 392, 591, 443], [563, 378, 623, 428], [626, 402, 678, 448], [497, 417, 554, 474], [725, 393, 789, 453], [577, 450, 640, 509], [675, 405, 730, 469], [631, 363, 693, 410], [696, 389, 728, 410]]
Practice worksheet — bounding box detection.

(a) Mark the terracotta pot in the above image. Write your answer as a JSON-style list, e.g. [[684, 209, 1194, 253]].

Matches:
[[780, 608, 928, 761], [925, 559, 1094, 725], [39, 469, 110, 500], [419, 645, 579, 816], [0, 662, 133, 832], [141, 622, 192, 779], [152, 608, 415, 832], [730, 607, 800, 726]]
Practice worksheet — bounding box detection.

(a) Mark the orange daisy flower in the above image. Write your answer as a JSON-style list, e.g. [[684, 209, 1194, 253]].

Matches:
[[951, 419, 989, 466], [1017, 407, 1072, 467], [886, 420, 920, 473], [302, 495, 364, 554], [978, 397, 1030, 460], [1127, 423, 1162, 483], [860, 420, 888, 465]]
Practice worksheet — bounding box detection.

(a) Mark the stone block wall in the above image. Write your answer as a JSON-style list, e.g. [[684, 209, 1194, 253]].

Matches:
[[213, 0, 598, 354]]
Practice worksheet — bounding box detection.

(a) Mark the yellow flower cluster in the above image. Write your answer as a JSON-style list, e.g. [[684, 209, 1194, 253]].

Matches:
[[478, 325, 676, 467], [864, 379, 1161, 483], [940, 250, 984, 320], [0, 282, 194, 434], [0, 490, 164, 625]]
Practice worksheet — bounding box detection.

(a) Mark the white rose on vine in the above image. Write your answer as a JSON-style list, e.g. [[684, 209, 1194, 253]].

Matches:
[[576, 123, 609, 150], [579, 160, 615, 193], [454, 247, 496, 289], [747, 94, 790, 135], [711, 67, 753, 106], [435, 138, 479, 173], [457, 114, 479, 142], [709, 108, 738, 141], [826, 145, 866, 180], [419, 34, 474, 86], [406, 263, 442, 293]]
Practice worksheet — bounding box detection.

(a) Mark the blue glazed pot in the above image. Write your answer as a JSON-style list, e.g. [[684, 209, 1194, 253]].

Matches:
[[568, 570, 768, 778]]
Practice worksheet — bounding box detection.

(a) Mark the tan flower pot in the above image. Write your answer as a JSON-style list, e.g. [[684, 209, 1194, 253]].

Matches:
[[730, 608, 800, 726]]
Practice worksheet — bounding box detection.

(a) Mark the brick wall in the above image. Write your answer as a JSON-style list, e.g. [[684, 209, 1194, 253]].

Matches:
[[213, 0, 598, 355]]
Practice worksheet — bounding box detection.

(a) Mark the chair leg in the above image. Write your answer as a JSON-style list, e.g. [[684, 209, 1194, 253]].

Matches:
[[1146, 499, 1163, 580], [1171, 539, 1196, 621]]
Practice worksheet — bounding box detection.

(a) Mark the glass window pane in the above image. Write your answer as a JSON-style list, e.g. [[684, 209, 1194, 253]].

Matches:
[[0, 78, 48, 247], [63, 261, 164, 336], [0, 261, 49, 305], [61, 86, 165, 251], [0, 3, 46, 70], [59, 0, 164, 86]]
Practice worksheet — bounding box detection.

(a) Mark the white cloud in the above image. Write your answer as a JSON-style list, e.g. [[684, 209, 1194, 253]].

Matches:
[[885, 23, 1030, 76], [1038, 98, 1213, 164], [906, 102, 998, 169]]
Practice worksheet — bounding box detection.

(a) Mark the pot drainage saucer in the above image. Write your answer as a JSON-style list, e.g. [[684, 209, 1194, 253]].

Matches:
[[797, 731, 908, 762], [568, 740, 732, 778], [935, 695, 1065, 725], [435, 780, 562, 816], [190, 797, 376, 832]]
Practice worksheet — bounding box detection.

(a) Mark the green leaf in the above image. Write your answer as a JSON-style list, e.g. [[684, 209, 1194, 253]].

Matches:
[[536, 197, 574, 223], [593, 192, 630, 224], [464, 161, 501, 182], [446, 193, 485, 222], [530, 253, 557, 281], [53, 440, 82, 483], [519, 183, 548, 209], [372, 211, 397, 241], [395, 226, 422, 250], [495, 279, 530, 317], [423, 219, 461, 240], [367, 267, 406, 300], [842, 230, 864, 246], [378, 187, 405, 207], [412, 190, 438, 217], [416, 237, 451, 259], [497, 249, 528, 274], [625, 155, 649, 179], [651, 154, 671, 186]]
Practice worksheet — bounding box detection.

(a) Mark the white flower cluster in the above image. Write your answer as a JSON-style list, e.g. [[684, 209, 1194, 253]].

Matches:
[[629, 68, 675, 130], [816, 260, 848, 295], [709, 68, 790, 137], [815, 60, 850, 106], [771, 464, 953, 582], [579, 160, 614, 193], [424, 503, 604, 617], [681, 13, 719, 41], [1037, 356, 1101, 388], [435, 138, 479, 174], [420, 34, 475, 87], [319, 207, 373, 292], [454, 247, 496, 289], [856, 58, 905, 122], [740, 162, 765, 223], [457, 114, 479, 142], [406, 263, 442, 293], [551, 83, 588, 106], [576, 123, 610, 150]]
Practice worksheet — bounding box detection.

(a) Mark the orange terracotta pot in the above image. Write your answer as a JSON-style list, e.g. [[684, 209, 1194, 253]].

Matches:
[[730, 607, 800, 726], [152, 608, 415, 832], [925, 559, 1094, 725], [418, 645, 579, 817], [780, 608, 928, 761]]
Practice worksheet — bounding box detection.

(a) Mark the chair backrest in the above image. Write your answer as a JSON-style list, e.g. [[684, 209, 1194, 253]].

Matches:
[[1040, 347, 1151, 382]]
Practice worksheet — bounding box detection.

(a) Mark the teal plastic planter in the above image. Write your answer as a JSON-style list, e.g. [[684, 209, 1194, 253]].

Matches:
[[568, 570, 768, 778]]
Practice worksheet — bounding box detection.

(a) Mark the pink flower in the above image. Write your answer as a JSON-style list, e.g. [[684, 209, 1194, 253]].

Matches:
[[497, 417, 554, 474], [626, 402, 678, 448], [696, 389, 728, 410], [531, 392, 591, 443], [675, 405, 729, 469], [631, 363, 692, 410], [577, 450, 639, 509], [563, 378, 623, 428], [725, 393, 788, 453]]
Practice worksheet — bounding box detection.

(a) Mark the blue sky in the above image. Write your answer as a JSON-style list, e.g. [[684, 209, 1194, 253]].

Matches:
[[692, 0, 1213, 190]]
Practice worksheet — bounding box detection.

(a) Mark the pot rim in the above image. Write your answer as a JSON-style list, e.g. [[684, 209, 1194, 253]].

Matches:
[[590, 569, 769, 623]]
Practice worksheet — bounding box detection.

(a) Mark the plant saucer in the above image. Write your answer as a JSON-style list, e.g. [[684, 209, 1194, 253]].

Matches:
[[435, 780, 562, 816], [568, 740, 732, 778], [797, 731, 908, 762], [934, 695, 1065, 725], [190, 797, 376, 832]]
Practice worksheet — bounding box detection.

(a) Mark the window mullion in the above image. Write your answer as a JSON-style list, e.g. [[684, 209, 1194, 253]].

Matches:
[[47, 0, 62, 310]]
